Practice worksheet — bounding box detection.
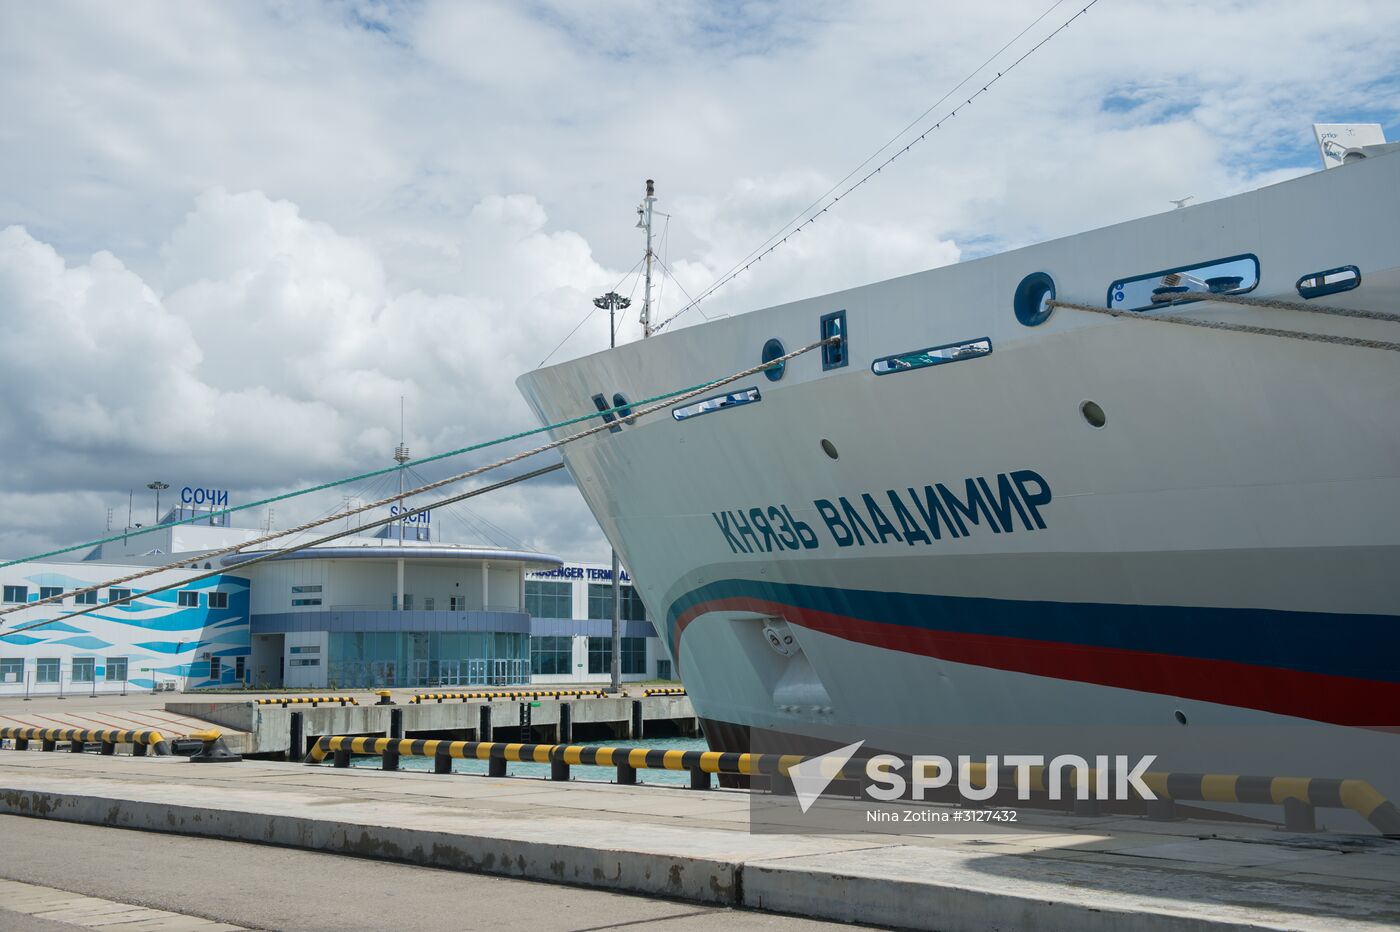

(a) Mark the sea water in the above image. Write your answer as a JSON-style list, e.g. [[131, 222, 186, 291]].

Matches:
[[346, 735, 710, 786]]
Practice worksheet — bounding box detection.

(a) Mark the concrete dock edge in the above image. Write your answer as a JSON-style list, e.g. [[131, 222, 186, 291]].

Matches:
[[0, 784, 1333, 932]]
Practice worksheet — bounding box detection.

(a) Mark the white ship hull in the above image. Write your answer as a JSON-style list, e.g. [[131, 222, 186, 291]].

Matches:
[[518, 152, 1400, 813]]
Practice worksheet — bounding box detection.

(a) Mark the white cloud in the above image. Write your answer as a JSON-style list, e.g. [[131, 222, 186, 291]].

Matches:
[[0, 0, 1398, 561]]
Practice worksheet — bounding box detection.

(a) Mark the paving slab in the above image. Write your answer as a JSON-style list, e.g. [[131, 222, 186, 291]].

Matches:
[[0, 753, 1395, 931]]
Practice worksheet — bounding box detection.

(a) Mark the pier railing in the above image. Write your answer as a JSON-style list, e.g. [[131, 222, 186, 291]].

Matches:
[[303, 736, 1400, 836], [408, 689, 608, 703], [1, 726, 170, 756], [252, 696, 359, 707]]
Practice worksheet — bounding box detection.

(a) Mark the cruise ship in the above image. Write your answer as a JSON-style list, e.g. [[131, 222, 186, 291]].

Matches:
[[517, 138, 1400, 808]]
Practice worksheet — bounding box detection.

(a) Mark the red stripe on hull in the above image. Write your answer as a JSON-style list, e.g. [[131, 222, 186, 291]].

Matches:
[[674, 597, 1399, 727]]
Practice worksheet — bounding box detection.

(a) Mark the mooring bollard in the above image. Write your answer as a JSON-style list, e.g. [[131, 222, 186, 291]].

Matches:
[[376, 690, 395, 706], [389, 708, 404, 740], [288, 711, 304, 763], [478, 705, 492, 742], [1284, 797, 1317, 832], [558, 702, 572, 744]]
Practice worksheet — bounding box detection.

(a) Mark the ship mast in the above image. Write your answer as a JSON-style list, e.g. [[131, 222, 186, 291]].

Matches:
[[637, 179, 657, 338]]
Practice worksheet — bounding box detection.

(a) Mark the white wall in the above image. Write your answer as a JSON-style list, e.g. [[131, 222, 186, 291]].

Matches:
[[282, 630, 328, 688]]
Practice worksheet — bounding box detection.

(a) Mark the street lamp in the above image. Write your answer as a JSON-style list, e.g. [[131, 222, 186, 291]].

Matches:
[[146, 481, 169, 525], [593, 291, 631, 350], [593, 290, 633, 692]]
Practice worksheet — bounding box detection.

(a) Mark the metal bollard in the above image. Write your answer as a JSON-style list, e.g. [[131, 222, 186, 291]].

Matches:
[[478, 705, 492, 742], [69, 737, 85, 753], [631, 700, 643, 740], [41, 739, 56, 752], [488, 756, 507, 778], [558, 702, 572, 744], [333, 749, 351, 768], [689, 768, 712, 790], [434, 753, 452, 774], [1284, 797, 1317, 832], [14, 738, 28, 752], [100, 741, 116, 756], [551, 758, 570, 782], [1147, 798, 1179, 822], [288, 711, 304, 762], [382, 746, 399, 771], [616, 762, 637, 785], [133, 743, 147, 757], [389, 708, 404, 740], [375, 690, 395, 706]]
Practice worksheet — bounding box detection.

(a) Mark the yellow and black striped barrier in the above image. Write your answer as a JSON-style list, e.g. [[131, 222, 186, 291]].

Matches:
[[0, 726, 170, 756], [253, 696, 359, 707], [307, 734, 799, 788], [642, 687, 687, 697], [913, 761, 1400, 837], [408, 689, 608, 704], [304, 736, 1400, 836]]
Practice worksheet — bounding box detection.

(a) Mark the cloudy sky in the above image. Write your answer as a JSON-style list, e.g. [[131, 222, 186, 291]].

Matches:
[[2, 0, 1398, 563]]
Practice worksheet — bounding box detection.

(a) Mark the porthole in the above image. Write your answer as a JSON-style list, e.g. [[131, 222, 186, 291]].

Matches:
[[761, 338, 786, 382], [1013, 272, 1056, 327], [1080, 400, 1106, 428], [820, 438, 839, 460]]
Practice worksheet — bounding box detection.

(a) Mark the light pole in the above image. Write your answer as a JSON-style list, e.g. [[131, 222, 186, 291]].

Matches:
[[592, 291, 631, 693], [146, 481, 169, 525], [592, 292, 631, 348]]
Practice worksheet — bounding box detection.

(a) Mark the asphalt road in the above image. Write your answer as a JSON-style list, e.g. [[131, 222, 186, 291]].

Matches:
[[0, 815, 870, 931]]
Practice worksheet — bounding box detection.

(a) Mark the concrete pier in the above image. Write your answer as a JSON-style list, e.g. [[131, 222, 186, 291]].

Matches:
[[0, 753, 1395, 930], [168, 693, 698, 756]]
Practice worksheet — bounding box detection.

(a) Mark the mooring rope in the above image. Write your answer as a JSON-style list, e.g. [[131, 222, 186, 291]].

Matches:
[[0, 336, 836, 629], [1045, 298, 1400, 352]]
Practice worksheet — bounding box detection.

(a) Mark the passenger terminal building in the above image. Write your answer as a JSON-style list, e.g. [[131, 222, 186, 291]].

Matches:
[[0, 497, 672, 694]]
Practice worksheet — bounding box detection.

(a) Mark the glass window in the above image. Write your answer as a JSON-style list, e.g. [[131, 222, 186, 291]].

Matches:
[[820, 309, 848, 369], [0, 658, 22, 683], [403, 594, 414, 610], [525, 581, 572, 619], [74, 589, 98, 605], [672, 387, 760, 421], [587, 637, 646, 675], [424, 597, 435, 611], [208, 592, 229, 609], [108, 588, 132, 604], [291, 598, 322, 606], [72, 657, 95, 683], [234, 656, 246, 682], [36, 658, 59, 683], [106, 657, 128, 682], [208, 656, 221, 680], [39, 586, 63, 601], [290, 645, 320, 654], [587, 584, 647, 622], [177, 591, 199, 607], [1107, 254, 1259, 312], [2, 585, 27, 603], [530, 636, 573, 676], [449, 596, 465, 611], [290, 658, 320, 667], [292, 585, 322, 593]]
